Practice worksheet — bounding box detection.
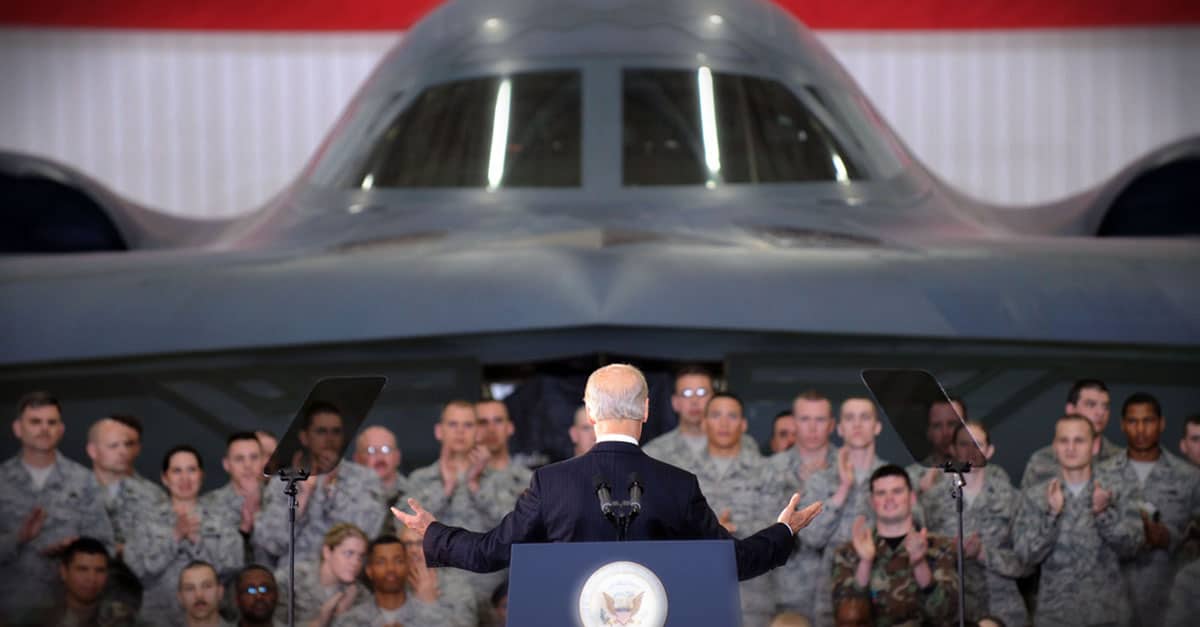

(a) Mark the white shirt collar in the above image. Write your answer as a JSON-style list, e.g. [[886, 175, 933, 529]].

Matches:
[[596, 434, 640, 447]]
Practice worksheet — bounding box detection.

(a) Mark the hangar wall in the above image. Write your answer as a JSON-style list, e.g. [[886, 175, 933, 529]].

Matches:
[[1, 26, 1198, 218]]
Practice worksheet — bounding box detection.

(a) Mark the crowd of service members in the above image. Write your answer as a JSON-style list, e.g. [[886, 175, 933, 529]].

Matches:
[[2, 372, 1199, 627]]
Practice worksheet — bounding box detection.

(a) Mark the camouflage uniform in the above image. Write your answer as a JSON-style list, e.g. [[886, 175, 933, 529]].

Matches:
[[793, 454, 888, 627], [99, 473, 167, 547], [1099, 451, 1200, 627], [0, 453, 116, 622], [275, 559, 370, 626], [199, 481, 265, 566], [1021, 437, 1123, 490], [642, 427, 760, 472], [379, 471, 411, 508], [695, 448, 790, 627], [1013, 471, 1144, 627], [123, 501, 244, 622], [830, 528, 959, 627], [768, 446, 838, 620], [252, 461, 384, 569], [920, 465, 1029, 627], [404, 461, 531, 612], [1164, 558, 1200, 627], [331, 594, 453, 627]]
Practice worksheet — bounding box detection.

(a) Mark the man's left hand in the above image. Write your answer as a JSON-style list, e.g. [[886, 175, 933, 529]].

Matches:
[[776, 493, 823, 534], [392, 498, 438, 537]]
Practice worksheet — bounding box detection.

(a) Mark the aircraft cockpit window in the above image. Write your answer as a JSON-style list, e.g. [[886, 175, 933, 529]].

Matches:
[[623, 69, 864, 186], [347, 71, 581, 188]]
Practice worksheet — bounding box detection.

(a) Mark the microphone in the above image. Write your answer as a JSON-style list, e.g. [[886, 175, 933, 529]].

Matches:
[[593, 474, 614, 517], [628, 472, 643, 515]]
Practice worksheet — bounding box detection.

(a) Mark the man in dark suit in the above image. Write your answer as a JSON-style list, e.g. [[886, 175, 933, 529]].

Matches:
[[394, 364, 823, 582]]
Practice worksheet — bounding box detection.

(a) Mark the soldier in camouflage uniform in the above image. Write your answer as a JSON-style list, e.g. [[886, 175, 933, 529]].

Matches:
[[1, 392, 116, 623], [177, 561, 237, 627], [353, 425, 410, 511], [396, 524, 480, 627], [921, 421, 1029, 627], [252, 403, 385, 569], [1021, 380, 1124, 489], [124, 445, 244, 622], [1100, 393, 1200, 627], [904, 398, 966, 499], [643, 366, 758, 472], [403, 401, 517, 613], [694, 393, 790, 627], [473, 400, 535, 521], [274, 523, 371, 626], [1014, 415, 1144, 627], [333, 535, 453, 627], [85, 415, 168, 551], [790, 397, 889, 627], [831, 465, 959, 627], [769, 391, 839, 620], [200, 432, 265, 566]]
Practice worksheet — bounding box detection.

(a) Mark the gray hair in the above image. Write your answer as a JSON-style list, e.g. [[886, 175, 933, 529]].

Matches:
[[584, 364, 649, 422]]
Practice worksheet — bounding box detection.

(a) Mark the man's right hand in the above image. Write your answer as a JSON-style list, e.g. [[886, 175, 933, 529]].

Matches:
[[17, 507, 46, 545], [1046, 478, 1064, 515], [851, 515, 876, 562], [776, 493, 823, 534], [837, 448, 855, 488]]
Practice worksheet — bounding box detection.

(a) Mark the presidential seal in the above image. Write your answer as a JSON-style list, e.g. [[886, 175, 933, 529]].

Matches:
[[577, 560, 668, 627]]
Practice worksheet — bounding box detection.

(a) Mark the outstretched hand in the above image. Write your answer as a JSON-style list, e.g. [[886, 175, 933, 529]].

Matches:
[[777, 493, 823, 534], [392, 498, 438, 537]]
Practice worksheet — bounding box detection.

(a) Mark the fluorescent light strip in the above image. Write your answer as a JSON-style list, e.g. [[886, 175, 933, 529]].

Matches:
[[697, 66, 721, 183], [487, 78, 512, 190]]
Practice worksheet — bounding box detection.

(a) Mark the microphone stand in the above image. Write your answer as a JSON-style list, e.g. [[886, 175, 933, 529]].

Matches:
[[940, 460, 971, 627], [275, 467, 310, 627], [595, 474, 643, 541]]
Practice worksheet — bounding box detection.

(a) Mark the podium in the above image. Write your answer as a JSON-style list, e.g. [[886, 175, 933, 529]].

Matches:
[[507, 540, 742, 627]]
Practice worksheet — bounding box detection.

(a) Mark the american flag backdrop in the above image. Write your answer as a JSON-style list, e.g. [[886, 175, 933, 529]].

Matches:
[[0, 0, 1197, 218]]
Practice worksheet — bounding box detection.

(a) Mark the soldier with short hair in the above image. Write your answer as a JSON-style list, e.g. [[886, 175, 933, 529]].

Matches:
[[905, 397, 969, 497], [353, 425, 407, 508], [200, 432, 265, 563], [568, 405, 597, 457], [332, 535, 451, 626], [471, 400, 534, 522], [770, 390, 839, 620], [86, 415, 168, 552], [831, 465, 959, 627], [1021, 379, 1123, 489], [789, 397, 889, 627], [403, 400, 512, 612], [769, 410, 796, 455], [252, 403, 385, 569], [396, 524, 480, 627], [643, 366, 759, 471], [694, 392, 788, 627], [0, 391, 115, 622], [920, 421, 1029, 627], [1179, 413, 1200, 467], [1100, 393, 1200, 627], [1013, 414, 1144, 627], [177, 560, 234, 627]]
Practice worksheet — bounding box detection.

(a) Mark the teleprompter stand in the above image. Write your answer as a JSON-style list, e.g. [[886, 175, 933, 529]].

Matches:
[[862, 369, 986, 627], [262, 376, 386, 627]]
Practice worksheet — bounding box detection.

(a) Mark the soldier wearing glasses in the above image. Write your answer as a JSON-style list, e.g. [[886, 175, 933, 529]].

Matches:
[[643, 366, 759, 471]]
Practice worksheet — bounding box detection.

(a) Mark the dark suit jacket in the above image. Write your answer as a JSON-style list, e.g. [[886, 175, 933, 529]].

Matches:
[[423, 440, 795, 581]]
